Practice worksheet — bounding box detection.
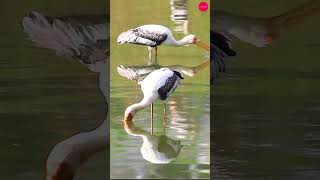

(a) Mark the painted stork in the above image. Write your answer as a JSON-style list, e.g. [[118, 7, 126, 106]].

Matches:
[[117, 24, 210, 64], [124, 68, 183, 134], [124, 119, 183, 164]]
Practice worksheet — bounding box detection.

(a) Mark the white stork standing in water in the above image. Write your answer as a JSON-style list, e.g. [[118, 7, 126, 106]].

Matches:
[[124, 68, 184, 134], [117, 24, 210, 64]]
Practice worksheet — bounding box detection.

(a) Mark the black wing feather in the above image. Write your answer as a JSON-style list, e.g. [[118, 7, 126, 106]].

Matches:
[[158, 72, 182, 100], [133, 28, 168, 47]]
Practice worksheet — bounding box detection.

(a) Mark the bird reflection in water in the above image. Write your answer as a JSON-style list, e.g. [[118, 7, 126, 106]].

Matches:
[[169, 0, 189, 35], [117, 60, 209, 83], [22, 11, 109, 180], [124, 118, 183, 164]]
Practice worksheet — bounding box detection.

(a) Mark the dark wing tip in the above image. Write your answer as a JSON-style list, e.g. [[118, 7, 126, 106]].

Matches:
[[173, 71, 184, 79], [211, 30, 237, 57], [226, 49, 237, 56]]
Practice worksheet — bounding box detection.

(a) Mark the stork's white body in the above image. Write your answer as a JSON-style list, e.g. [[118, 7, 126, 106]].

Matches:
[[125, 68, 182, 116], [140, 68, 181, 100], [117, 24, 196, 64], [117, 24, 189, 47]]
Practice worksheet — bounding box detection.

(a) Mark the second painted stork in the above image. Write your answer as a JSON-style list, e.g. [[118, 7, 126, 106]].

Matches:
[[124, 68, 183, 134], [117, 24, 210, 64]]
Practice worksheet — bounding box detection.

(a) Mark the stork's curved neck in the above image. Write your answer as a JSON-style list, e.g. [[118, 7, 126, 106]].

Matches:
[[46, 119, 108, 180], [46, 69, 109, 180], [176, 36, 192, 46], [125, 97, 152, 115], [125, 122, 150, 139], [124, 120, 156, 148], [166, 35, 191, 46]]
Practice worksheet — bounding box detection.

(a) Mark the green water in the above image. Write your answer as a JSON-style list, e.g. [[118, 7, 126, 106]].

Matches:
[[110, 0, 210, 179], [213, 0, 320, 179], [0, 0, 108, 179]]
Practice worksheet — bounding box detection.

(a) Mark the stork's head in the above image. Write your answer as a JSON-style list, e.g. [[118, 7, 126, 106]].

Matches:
[[124, 107, 134, 122], [185, 34, 210, 51], [181, 34, 195, 44]]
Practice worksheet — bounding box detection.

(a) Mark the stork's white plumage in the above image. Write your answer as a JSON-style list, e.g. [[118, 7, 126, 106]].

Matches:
[[124, 68, 183, 133], [117, 24, 209, 64]]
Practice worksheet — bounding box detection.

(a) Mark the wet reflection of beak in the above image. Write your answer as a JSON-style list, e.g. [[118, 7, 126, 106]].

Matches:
[[195, 39, 210, 51], [123, 113, 134, 128], [193, 60, 210, 73], [124, 120, 133, 129], [124, 113, 133, 122]]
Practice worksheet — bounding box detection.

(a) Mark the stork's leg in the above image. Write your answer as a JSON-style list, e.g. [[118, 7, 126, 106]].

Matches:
[[163, 101, 166, 133], [155, 47, 158, 64], [148, 46, 153, 65], [151, 103, 154, 135]]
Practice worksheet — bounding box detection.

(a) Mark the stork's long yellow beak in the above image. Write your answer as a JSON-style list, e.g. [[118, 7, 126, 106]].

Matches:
[[195, 40, 210, 51]]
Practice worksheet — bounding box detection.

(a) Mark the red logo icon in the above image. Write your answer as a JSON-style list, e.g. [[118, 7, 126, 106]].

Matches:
[[198, 2, 208, 12]]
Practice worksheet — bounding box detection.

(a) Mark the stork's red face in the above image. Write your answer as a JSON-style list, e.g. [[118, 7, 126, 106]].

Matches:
[[192, 36, 198, 44], [193, 36, 210, 51]]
